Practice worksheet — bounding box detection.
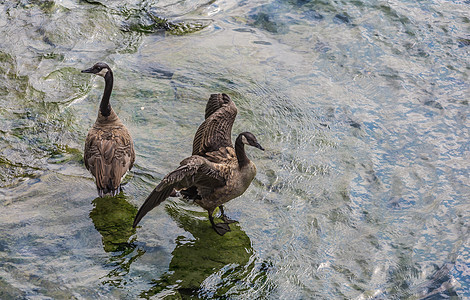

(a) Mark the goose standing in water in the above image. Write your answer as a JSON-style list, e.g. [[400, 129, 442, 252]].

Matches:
[[81, 62, 135, 197], [133, 93, 264, 235]]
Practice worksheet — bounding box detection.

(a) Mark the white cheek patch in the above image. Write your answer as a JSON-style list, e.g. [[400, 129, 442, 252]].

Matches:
[[96, 68, 109, 77], [241, 135, 249, 145]]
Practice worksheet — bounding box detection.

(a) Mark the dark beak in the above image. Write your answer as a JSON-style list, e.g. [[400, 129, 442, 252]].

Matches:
[[255, 143, 265, 151], [81, 67, 94, 74]]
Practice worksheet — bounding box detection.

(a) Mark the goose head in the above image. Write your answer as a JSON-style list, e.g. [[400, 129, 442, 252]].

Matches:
[[81, 62, 111, 78], [240, 132, 264, 151]]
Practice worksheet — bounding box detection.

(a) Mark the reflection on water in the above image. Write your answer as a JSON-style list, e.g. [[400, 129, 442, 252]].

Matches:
[[89, 195, 267, 298], [89, 194, 137, 253], [140, 200, 257, 298], [89, 194, 146, 288]]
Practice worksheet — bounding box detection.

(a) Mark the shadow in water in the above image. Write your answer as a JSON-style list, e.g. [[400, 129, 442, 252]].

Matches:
[[90, 194, 137, 252], [89, 194, 145, 287], [140, 200, 255, 299], [413, 261, 460, 300], [373, 257, 461, 299]]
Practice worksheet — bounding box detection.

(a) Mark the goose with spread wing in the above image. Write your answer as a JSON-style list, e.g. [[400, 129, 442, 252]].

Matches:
[[133, 93, 264, 235], [81, 62, 135, 197]]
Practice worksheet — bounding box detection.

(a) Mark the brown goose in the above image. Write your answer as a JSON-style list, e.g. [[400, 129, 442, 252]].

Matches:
[[133, 93, 264, 235], [81, 62, 135, 197]]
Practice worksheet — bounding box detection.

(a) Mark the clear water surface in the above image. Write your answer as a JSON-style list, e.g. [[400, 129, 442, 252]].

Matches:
[[0, 0, 468, 299]]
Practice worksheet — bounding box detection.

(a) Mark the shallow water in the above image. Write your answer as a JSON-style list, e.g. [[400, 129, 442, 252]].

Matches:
[[0, 0, 469, 299]]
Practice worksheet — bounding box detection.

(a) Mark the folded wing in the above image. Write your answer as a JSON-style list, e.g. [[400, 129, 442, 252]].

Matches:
[[85, 127, 135, 196]]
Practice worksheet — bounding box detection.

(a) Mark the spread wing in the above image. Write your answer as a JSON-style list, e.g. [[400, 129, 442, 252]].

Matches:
[[192, 93, 237, 157], [204, 93, 232, 119], [133, 155, 226, 227], [84, 126, 135, 196]]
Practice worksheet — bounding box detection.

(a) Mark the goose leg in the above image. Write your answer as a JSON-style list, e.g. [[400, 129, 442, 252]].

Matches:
[[208, 210, 231, 235], [219, 205, 237, 224]]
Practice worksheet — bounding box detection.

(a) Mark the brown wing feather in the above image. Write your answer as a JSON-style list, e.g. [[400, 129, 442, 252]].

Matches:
[[84, 125, 134, 195], [192, 94, 237, 156], [132, 185, 174, 228], [204, 93, 232, 119], [133, 155, 225, 227]]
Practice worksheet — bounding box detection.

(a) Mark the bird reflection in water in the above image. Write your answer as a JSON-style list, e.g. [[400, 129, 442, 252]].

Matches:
[[89, 194, 145, 287], [140, 199, 256, 298]]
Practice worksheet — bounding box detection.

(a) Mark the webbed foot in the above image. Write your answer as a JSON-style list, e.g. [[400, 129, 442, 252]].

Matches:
[[208, 210, 232, 235], [220, 214, 238, 224], [213, 222, 231, 235], [218, 205, 238, 224]]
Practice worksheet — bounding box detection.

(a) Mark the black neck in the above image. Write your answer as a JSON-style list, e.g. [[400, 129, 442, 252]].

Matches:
[[235, 135, 250, 168], [100, 70, 113, 117]]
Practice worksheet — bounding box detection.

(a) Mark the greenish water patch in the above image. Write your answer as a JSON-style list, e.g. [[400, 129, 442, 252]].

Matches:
[[0, 262, 79, 299], [0, 277, 25, 299], [140, 202, 256, 298], [122, 8, 208, 35], [89, 194, 137, 252]]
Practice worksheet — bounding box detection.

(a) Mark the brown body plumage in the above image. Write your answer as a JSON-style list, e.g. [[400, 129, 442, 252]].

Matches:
[[133, 93, 264, 235], [82, 63, 135, 197]]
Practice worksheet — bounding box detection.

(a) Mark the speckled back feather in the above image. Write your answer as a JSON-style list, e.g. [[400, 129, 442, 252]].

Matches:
[[84, 110, 135, 196]]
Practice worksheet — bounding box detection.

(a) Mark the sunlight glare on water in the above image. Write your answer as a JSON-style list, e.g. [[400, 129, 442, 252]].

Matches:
[[0, 0, 468, 299]]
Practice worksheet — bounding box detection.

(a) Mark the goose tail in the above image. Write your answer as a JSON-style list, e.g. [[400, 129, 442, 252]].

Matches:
[[95, 158, 121, 197]]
